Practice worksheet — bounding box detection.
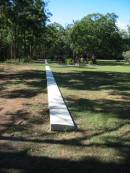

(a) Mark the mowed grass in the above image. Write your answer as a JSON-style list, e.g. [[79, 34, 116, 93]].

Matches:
[[0, 62, 130, 173], [50, 62, 130, 171]]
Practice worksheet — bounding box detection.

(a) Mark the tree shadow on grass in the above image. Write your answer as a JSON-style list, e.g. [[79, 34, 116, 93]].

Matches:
[[0, 152, 129, 173], [0, 121, 128, 147], [0, 108, 130, 173], [96, 61, 126, 66], [0, 106, 49, 135], [0, 109, 31, 135], [54, 70, 130, 121], [66, 97, 130, 120], [0, 134, 130, 173], [54, 70, 130, 91], [0, 70, 47, 99], [0, 67, 130, 172], [1, 89, 42, 99]]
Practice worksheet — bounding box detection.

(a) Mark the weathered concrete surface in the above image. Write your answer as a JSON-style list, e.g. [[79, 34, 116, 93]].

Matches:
[[46, 65, 76, 131]]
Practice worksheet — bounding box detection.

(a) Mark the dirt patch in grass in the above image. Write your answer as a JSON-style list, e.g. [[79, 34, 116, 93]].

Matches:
[[0, 64, 49, 137]]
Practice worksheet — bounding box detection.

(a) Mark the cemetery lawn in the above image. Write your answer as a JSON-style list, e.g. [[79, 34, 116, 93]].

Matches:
[[0, 62, 130, 173]]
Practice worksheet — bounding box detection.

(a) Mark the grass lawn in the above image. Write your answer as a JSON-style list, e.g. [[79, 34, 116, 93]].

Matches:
[[0, 62, 130, 173]]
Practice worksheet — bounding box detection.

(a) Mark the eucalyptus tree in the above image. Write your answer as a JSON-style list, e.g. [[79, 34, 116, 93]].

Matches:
[[45, 22, 70, 61], [0, 0, 12, 60], [0, 0, 48, 61]]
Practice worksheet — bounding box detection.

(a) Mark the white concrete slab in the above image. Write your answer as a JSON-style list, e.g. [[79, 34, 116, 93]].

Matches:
[[46, 65, 76, 131]]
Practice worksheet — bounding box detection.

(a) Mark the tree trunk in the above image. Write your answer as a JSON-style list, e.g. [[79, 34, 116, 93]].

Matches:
[[23, 31, 26, 58], [10, 44, 13, 59], [30, 44, 32, 59], [13, 25, 17, 59]]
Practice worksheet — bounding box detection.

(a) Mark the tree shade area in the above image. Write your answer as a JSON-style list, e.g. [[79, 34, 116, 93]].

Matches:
[[0, 1, 130, 63]]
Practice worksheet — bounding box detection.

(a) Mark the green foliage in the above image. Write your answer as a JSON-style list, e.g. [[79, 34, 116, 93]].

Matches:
[[0, 3, 130, 63], [66, 58, 73, 65], [0, 0, 49, 61], [70, 13, 123, 59], [119, 29, 130, 52], [45, 22, 72, 60]]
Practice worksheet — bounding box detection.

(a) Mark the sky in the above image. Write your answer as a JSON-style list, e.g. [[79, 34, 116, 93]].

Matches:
[[48, 0, 130, 30]]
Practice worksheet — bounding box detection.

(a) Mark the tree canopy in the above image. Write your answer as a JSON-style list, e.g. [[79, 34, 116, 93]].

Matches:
[[0, 0, 48, 61], [70, 13, 123, 60], [0, 2, 130, 62]]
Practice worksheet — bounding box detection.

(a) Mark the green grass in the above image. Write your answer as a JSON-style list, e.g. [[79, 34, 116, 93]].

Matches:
[[50, 62, 130, 171], [0, 62, 130, 173], [51, 62, 130, 127]]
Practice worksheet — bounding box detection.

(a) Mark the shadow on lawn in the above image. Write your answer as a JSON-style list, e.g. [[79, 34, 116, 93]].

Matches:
[[0, 134, 130, 173], [0, 67, 130, 173], [96, 61, 128, 66], [0, 105, 49, 135], [0, 70, 46, 99], [0, 152, 129, 173], [54, 70, 130, 91], [0, 69, 48, 135], [0, 121, 129, 146], [54, 70, 130, 120], [66, 97, 130, 120]]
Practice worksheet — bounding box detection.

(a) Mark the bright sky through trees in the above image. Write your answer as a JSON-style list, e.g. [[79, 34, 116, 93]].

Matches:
[[48, 0, 130, 30]]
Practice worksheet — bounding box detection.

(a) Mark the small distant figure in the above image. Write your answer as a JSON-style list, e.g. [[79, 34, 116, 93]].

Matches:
[[45, 59, 48, 65], [74, 55, 78, 66], [75, 55, 80, 66], [92, 54, 96, 64], [83, 52, 88, 64], [80, 56, 84, 65]]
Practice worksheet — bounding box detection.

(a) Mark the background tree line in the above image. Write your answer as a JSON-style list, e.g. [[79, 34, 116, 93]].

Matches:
[[0, 0, 49, 61], [0, 1, 130, 63], [46, 13, 130, 64]]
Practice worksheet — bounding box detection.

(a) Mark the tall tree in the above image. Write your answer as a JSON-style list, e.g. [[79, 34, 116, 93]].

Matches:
[[70, 13, 123, 62], [0, 0, 48, 61]]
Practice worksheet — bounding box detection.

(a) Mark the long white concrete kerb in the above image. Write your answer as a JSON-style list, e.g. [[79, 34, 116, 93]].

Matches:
[[46, 65, 76, 131]]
